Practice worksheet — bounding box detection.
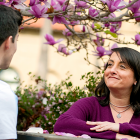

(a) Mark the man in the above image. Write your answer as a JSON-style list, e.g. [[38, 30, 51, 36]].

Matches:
[[0, 5, 22, 140]]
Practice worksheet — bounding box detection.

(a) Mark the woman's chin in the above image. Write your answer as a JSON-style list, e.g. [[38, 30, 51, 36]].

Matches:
[[107, 84, 119, 89]]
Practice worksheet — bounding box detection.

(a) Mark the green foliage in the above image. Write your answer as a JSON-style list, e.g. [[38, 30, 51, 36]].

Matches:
[[15, 71, 102, 133], [94, 23, 102, 30], [104, 30, 118, 38]]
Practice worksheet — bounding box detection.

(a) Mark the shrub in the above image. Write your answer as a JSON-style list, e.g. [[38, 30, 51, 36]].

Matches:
[[15, 71, 103, 133]]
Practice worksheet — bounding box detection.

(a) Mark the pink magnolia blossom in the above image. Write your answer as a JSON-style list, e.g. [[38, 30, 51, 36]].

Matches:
[[103, 13, 115, 27], [53, 16, 69, 24], [65, 133, 77, 137], [104, 13, 119, 29], [0, 0, 9, 6], [101, 0, 126, 12], [59, 3, 71, 12], [55, 132, 76, 137], [135, 34, 140, 45], [110, 21, 122, 33], [104, 13, 116, 27], [55, 132, 65, 136], [29, 0, 39, 6], [55, 132, 91, 138], [69, 21, 80, 26], [51, 0, 68, 11], [111, 43, 119, 49], [44, 34, 63, 45], [43, 130, 49, 134], [89, 7, 99, 17], [57, 44, 72, 55], [52, 3, 62, 11], [62, 29, 72, 36], [105, 43, 119, 55], [128, 0, 140, 13], [28, 4, 48, 18], [51, 0, 57, 7], [91, 23, 94, 29], [65, 4, 75, 15], [93, 34, 105, 47], [75, 0, 89, 9], [134, 11, 140, 22], [82, 25, 85, 32], [81, 134, 91, 139], [57, 0, 67, 6], [92, 46, 107, 57], [104, 22, 110, 27], [109, 13, 116, 18], [9, 0, 26, 9], [29, 0, 50, 7], [93, 43, 118, 57], [40, 0, 50, 6]]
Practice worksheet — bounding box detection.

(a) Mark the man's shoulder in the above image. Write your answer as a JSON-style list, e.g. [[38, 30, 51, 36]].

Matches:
[[0, 80, 17, 100], [0, 80, 10, 88], [0, 80, 17, 113]]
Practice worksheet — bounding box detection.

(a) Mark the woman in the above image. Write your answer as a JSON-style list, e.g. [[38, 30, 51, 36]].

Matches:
[[54, 47, 140, 140]]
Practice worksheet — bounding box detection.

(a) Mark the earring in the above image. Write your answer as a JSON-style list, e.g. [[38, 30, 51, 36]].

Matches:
[[134, 82, 137, 85]]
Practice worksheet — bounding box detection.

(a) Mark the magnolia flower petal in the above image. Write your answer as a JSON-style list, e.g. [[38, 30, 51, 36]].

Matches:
[[42, 14, 48, 18], [105, 50, 112, 55], [111, 43, 118, 49], [45, 34, 54, 42], [55, 38, 64, 43], [58, 44, 66, 52], [81, 134, 91, 139], [44, 34, 56, 45], [65, 133, 76, 137], [55, 132, 66, 135], [135, 34, 140, 45], [97, 46, 105, 54], [29, 0, 35, 6], [14, 3, 26, 9], [91, 23, 94, 29], [44, 1, 51, 8], [61, 47, 67, 54], [68, 50, 73, 55], [114, 0, 122, 7]]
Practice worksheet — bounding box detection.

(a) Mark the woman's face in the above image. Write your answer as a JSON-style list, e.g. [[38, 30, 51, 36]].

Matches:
[[104, 52, 136, 91]]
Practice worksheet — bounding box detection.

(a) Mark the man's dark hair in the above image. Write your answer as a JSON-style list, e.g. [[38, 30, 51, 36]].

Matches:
[[0, 5, 23, 46], [95, 47, 140, 116]]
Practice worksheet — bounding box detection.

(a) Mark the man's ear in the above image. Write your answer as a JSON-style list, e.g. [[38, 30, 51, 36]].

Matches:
[[4, 36, 12, 50]]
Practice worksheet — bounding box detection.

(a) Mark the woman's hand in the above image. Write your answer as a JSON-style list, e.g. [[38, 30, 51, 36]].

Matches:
[[86, 121, 119, 133]]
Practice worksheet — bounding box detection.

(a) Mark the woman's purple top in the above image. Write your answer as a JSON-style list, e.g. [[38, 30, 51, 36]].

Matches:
[[54, 96, 140, 139]]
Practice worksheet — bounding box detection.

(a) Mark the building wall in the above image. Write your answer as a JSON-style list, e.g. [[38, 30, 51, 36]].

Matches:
[[5, 19, 140, 90], [10, 28, 42, 88], [10, 28, 98, 89]]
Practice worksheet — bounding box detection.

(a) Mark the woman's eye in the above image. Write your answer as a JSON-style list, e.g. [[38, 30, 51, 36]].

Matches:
[[107, 63, 112, 67], [120, 65, 126, 69]]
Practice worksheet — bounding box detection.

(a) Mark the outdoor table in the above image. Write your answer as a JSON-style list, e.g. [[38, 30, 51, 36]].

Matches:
[[17, 131, 108, 140]]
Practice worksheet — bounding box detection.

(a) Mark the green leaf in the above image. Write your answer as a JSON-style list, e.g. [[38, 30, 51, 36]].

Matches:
[[94, 23, 101, 29], [104, 30, 118, 38], [68, 82, 72, 87], [81, 75, 85, 79]]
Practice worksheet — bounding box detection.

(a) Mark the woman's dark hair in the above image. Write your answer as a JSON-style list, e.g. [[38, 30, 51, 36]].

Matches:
[[0, 5, 23, 46], [95, 47, 140, 116]]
